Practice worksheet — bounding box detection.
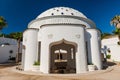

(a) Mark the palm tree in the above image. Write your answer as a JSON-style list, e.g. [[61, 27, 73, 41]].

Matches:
[[111, 15, 120, 28], [0, 16, 7, 30], [111, 15, 120, 43]]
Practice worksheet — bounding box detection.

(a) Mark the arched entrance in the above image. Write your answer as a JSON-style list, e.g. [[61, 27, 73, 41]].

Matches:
[[49, 39, 77, 73]]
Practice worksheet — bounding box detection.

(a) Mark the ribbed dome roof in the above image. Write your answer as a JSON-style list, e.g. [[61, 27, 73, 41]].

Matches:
[[36, 7, 87, 19]]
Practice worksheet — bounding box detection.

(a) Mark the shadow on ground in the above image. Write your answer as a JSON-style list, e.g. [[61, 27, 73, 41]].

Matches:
[[103, 61, 117, 69], [0, 62, 17, 69]]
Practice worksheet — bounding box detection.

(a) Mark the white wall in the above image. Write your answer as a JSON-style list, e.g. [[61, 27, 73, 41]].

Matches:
[[102, 37, 120, 61], [22, 29, 38, 71], [86, 29, 102, 70], [28, 17, 92, 29], [40, 24, 87, 73], [0, 37, 22, 63], [0, 45, 17, 63]]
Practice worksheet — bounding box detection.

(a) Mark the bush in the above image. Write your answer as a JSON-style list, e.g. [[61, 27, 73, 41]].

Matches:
[[33, 61, 40, 66], [88, 63, 94, 65], [106, 54, 111, 59]]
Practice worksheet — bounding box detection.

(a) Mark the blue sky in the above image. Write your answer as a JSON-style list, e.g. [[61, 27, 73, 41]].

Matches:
[[0, 0, 120, 34]]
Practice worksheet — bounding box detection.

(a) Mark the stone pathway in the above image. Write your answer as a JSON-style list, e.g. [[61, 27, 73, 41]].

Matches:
[[0, 64, 120, 80]]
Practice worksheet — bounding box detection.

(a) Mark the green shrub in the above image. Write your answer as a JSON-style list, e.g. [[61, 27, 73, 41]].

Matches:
[[106, 54, 111, 59], [88, 63, 94, 65], [33, 61, 40, 66]]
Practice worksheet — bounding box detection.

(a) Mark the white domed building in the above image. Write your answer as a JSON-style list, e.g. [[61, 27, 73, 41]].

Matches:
[[22, 7, 102, 74]]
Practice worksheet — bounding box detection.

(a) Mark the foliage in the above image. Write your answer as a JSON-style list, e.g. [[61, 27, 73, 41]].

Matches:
[[33, 61, 40, 66], [106, 54, 111, 59], [6, 32, 22, 41], [112, 28, 120, 44], [0, 16, 7, 30], [111, 15, 120, 44], [0, 33, 4, 37], [112, 28, 120, 35], [0, 32, 23, 41], [88, 63, 94, 65], [101, 33, 112, 39], [111, 15, 120, 27]]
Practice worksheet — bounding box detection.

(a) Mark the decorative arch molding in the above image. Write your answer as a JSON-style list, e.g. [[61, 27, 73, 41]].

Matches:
[[49, 39, 77, 50], [49, 39, 77, 73]]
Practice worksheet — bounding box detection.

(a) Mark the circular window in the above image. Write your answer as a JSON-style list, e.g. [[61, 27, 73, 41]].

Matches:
[[51, 13, 54, 15], [71, 13, 74, 15], [61, 12, 64, 15], [9, 50, 13, 54]]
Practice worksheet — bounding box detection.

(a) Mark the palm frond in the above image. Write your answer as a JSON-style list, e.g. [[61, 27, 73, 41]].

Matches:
[[111, 15, 120, 27]]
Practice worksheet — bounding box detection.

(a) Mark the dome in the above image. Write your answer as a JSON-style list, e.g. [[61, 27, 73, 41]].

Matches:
[[37, 7, 87, 19], [28, 7, 96, 29]]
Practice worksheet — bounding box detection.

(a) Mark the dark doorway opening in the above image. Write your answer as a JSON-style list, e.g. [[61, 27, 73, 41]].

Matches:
[[50, 39, 77, 74]]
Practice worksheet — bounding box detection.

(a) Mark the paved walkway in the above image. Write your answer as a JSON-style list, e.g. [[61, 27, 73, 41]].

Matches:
[[0, 64, 120, 80]]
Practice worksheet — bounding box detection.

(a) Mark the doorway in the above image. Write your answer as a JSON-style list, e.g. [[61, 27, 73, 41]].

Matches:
[[49, 39, 77, 73]]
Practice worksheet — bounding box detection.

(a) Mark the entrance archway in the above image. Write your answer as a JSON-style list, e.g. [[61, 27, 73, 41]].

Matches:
[[49, 39, 77, 73]]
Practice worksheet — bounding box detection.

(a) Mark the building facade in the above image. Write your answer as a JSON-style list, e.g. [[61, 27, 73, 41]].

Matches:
[[102, 35, 120, 61], [0, 37, 22, 63], [22, 7, 102, 73]]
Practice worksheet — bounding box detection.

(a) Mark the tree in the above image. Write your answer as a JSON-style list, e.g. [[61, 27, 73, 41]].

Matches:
[[101, 33, 112, 39], [111, 15, 120, 43], [0, 33, 4, 37], [111, 15, 120, 28], [6, 32, 22, 41], [0, 16, 7, 30]]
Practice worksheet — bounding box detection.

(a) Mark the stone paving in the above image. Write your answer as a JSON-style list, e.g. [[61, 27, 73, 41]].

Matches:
[[0, 63, 120, 80]]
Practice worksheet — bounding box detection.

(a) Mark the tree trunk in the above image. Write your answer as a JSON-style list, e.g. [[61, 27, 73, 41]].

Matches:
[[16, 39, 20, 63]]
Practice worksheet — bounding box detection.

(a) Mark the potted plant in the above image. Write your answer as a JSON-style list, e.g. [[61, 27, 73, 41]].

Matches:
[[32, 61, 40, 71], [106, 54, 111, 59], [88, 63, 96, 71]]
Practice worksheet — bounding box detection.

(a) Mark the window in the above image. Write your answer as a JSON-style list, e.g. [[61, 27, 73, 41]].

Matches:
[[66, 9, 68, 11], [51, 13, 54, 15], [61, 12, 64, 15], [9, 50, 13, 54], [71, 13, 74, 15], [54, 49, 67, 62], [38, 42, 41, 61]]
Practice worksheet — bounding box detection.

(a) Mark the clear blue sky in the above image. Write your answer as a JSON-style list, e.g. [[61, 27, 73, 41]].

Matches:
[[0, 0, 120, 34]]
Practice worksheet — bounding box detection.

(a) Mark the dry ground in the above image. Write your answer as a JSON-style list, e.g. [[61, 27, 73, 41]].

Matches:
[[0, 63, 120, 80]]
